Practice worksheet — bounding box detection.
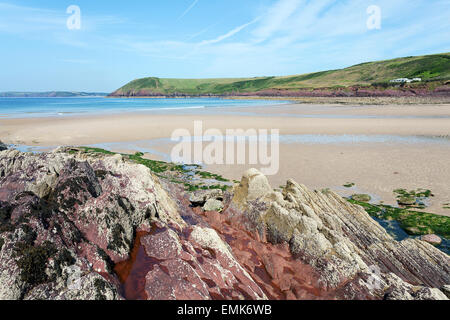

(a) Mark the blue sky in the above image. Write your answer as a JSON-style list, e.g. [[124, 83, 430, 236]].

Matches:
[[0, 0, 449, 92]]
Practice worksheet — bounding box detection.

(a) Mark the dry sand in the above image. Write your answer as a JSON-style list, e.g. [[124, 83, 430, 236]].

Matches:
[[1, 103, 450, 215]]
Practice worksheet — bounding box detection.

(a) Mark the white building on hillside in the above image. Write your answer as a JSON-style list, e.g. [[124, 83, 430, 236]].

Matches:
[[390, 78, 410, 83], [390, 78, 422, 83]]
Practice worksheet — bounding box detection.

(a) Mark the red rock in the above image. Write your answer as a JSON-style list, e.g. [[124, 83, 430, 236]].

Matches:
[[141, 230, 181, 260]]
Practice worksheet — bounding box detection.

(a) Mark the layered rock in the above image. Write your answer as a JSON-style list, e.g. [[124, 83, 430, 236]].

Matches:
[[114, 223, 267, 300], [223, 169, 449, 299], [0, 148, 448, 300]]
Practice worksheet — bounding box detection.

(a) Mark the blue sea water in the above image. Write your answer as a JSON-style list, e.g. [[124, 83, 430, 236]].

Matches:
[[0, 97, 290, 118]]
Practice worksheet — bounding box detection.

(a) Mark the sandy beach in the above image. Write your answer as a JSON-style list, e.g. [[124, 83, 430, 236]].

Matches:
[[1, 103, 450, 215]]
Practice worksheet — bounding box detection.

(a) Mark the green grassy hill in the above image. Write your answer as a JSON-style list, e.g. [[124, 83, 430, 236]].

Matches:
[[111, 53, 450, 96]]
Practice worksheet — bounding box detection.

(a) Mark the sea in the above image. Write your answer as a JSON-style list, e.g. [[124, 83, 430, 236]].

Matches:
[[0, 97, 290, 118]]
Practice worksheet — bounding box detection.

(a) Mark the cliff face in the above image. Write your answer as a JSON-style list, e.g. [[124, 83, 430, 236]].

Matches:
[[0, 149, 448, 300], [109, 83, 450, 98]]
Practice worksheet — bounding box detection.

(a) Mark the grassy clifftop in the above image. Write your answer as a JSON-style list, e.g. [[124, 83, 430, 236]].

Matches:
[[111, 53, 450, 97]]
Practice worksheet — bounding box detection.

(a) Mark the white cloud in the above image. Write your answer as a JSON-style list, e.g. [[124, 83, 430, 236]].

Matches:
[[199, 18, 260, 45]]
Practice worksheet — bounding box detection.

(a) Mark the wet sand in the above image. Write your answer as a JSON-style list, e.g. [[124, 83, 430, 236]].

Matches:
[[1, 103, 450, 215]]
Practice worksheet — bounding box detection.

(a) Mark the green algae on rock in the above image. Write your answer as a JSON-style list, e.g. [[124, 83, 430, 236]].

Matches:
[[394, 188, 434, 209], [343, 182, 355, 188], [348, 199, 450, 238], [351, 194, 372, 202], [74, 147, 231, 192]]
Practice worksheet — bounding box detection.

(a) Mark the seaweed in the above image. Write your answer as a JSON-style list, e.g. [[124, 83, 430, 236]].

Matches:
[[97, 247, 115, 273], [393, 188, 434, 209], [107, 224, 130, 252], [351, 194, 371, 202], [77, 147, 231, 192], [343, 182, 355, 188], [53, 248, 76, 278], [348, 199, 450, 238], [14, 241, 57, 285]]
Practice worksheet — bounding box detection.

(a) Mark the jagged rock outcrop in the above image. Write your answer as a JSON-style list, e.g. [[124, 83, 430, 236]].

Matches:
[[0, 149, 265, 300], [0, 149, 448, 300], [0, 142, 7, 152], [0, 148, 182, 299], [223, 169, 449, 299], [189, 189, 223, 207]]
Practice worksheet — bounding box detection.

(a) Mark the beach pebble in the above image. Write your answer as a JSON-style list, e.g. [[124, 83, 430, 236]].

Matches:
[[420, 234, 442, 245]]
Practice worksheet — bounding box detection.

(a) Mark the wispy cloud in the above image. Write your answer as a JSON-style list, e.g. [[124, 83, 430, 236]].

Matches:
[[252, 0, 303, 42], [109, 0, 449, 67], [186, 21, 220, 40], [0, 2, 124, 40], [199, 17, 260, 45], [178, 0, 200, 21], [0, 2, 65, 33]]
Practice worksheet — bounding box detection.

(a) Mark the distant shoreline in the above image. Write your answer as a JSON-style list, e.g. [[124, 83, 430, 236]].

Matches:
[[0, 92, 109, 98]]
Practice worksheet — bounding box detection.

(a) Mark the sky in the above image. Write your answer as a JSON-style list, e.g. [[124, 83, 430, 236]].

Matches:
[[0, 0, 449, 92]]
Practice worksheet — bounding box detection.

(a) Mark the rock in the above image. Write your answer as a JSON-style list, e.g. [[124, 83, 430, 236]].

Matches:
[[420, 234, 442, 245], [0, 148, 182, 300], [441, 285, 450, 299], [232, 168, 273, 207], [397, 196, 416, 206], [413, 287, 448, 300], [203, 199, 223, 212], [0, 141, 7, 151], [190, 226, 232, 257], [50, 158, 103, 208], [117, 225, 267, 300], [406, 227, 421, 235], [189, 189, 223, 207], [25, 272, 121, 300], [224, 170, 450, 298], [351, 194, 372, 202], [141, 229, 182, 260], [1, 152, 448, 301]]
